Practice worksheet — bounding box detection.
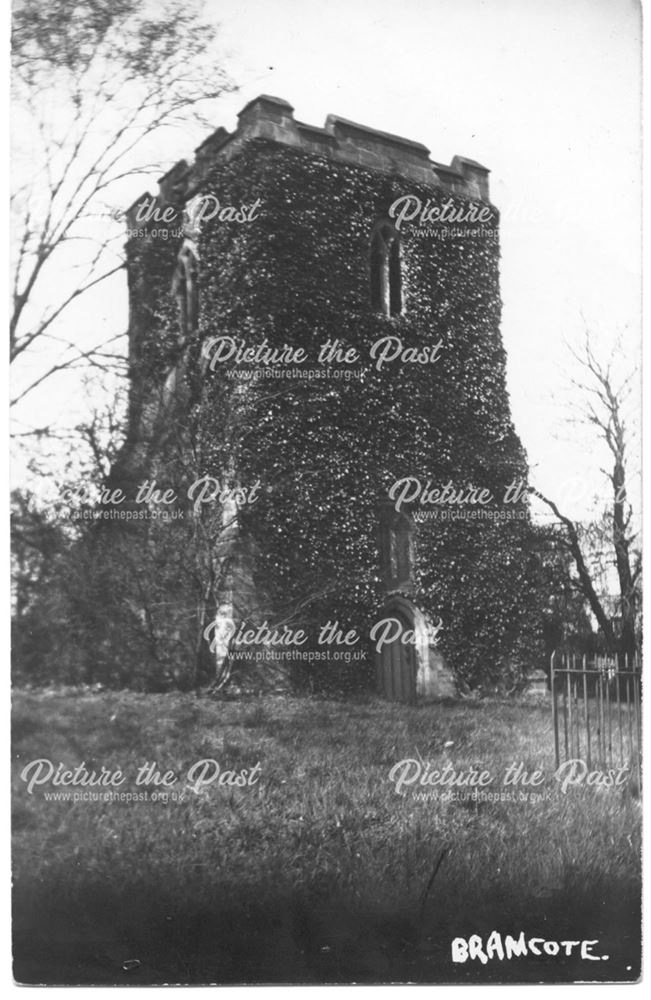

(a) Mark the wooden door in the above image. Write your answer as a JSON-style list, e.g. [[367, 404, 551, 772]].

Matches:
[[375, 612, 416, 704]]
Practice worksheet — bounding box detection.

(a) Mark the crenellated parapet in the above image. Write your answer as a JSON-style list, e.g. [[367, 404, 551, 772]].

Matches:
[[125, 94, 491, 233]]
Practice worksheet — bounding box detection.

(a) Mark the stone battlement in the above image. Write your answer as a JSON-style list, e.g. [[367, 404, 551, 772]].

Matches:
[[126, 95, 490, 227]]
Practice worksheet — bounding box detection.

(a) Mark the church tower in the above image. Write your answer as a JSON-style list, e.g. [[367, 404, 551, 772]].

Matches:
[[118, 95, 532, 693]]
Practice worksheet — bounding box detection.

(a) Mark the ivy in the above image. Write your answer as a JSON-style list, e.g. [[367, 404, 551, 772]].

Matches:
[[132, 140, 549, 691]]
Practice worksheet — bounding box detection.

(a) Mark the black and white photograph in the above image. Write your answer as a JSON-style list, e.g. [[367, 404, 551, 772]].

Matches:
[[9, 0, 643, 986]]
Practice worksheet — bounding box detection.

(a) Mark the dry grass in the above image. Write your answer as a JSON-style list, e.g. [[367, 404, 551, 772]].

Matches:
[[11, 689, 641, 984]]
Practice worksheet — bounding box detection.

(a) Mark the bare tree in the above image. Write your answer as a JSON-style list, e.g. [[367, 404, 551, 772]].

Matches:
[[11, 0, 235, 414], [532, 334, 641, 657]]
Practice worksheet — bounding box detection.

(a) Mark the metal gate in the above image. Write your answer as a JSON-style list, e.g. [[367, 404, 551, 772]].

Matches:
[[375, 612, 416, 704], [550, 651, 641, 787]]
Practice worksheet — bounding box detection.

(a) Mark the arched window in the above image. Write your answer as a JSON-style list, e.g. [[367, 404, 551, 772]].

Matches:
[[370, 220, 402, 317], [379, 504, 415, 594], [172, 238, 199, 342]]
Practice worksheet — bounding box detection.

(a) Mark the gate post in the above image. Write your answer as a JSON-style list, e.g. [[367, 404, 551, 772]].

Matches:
[[550, 650, 559, 768]]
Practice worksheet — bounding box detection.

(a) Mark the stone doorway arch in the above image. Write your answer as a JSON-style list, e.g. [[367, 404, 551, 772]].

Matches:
[[372, 594, 455, 704]]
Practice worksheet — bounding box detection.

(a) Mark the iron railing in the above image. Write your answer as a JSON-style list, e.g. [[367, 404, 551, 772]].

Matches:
[[550, 651, 641, 789]]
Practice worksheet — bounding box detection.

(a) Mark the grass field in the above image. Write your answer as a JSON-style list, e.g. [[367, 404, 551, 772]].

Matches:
[[11, 689, 641, 984]]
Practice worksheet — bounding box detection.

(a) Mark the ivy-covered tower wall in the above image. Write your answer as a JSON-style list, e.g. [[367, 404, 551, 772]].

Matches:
[[121, 95, 536, 690]]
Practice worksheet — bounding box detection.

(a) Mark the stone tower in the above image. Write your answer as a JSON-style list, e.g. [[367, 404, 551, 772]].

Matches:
[[117, 95, 532, 692]]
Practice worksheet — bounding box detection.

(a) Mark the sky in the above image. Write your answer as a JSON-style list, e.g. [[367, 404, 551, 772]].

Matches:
[[11, 0, 642, 524]]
